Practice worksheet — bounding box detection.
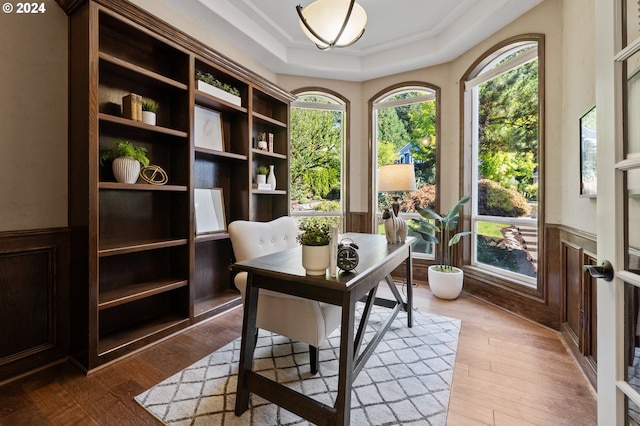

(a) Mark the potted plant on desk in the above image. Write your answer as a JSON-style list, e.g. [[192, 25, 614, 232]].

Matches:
[[414, 195, 471, 299], [297, 220, 332, 276]]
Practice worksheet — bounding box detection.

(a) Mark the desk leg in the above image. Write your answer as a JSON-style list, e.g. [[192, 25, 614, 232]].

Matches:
[[235, 273, 258, 416], [406, 247, 413, 328], [335, 292, 357, 425]]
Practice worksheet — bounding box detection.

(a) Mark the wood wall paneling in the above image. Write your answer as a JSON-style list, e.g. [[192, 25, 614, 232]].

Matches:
[[0, 228, 70, 383]]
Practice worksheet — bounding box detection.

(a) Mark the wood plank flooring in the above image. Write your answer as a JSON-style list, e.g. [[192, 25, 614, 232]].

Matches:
[[0, 284, 597, 425]]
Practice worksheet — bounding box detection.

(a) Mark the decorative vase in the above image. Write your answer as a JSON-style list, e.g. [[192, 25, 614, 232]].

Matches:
[[112, 156, 140, 184], [301, 245, 330, 276], [141, 111, 156, 125], [427, 265, 464, 300], [267, 165, 276, 190], [257, 174, 267, 185]]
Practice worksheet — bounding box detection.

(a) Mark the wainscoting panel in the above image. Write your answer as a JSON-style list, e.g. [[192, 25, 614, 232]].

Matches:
[[0, 228, 70, 383]]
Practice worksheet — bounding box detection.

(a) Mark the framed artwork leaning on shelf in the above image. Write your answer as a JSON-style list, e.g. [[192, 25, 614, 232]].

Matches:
[[194, 106, 224, 152], [194, 188, 227, 234]]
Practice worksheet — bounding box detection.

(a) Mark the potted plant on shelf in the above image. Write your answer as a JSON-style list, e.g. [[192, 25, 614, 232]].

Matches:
[[297, 220, 332, 276], [256, 165, 269, 185], [414, 195, 471, 299], [141, 98, 158, 125], [100, 140, 150, 184], [195, 71, 241, 106]]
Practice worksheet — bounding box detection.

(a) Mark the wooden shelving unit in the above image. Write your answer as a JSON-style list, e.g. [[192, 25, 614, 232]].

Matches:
[[63, 0, 293, 371]]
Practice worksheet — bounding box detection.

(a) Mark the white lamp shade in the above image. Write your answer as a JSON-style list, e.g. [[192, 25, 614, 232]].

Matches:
[[298, 0, 367, 49], [378, 164, 417, 192]]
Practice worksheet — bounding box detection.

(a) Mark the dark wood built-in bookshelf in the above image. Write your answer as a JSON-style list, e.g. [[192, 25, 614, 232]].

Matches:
[[61, 0, 292, 371]]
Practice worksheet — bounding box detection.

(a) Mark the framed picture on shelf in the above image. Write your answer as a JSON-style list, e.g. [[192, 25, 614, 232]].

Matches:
[[194, 106, 224, 151], [194, 188, 226, 234], [579, 105, 597, 197]]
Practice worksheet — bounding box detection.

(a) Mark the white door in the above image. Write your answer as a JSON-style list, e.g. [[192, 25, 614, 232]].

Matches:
[[595, 0, 640, 423]]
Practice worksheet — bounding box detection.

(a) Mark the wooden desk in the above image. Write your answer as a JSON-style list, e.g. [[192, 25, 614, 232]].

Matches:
[[232, 233, 413, 425]]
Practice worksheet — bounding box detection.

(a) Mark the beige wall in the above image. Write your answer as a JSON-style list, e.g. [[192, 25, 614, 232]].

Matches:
[[0, 0, 68, 231], [0, 0, 596, 236]]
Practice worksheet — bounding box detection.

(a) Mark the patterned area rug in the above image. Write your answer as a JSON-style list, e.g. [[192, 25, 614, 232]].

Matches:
[[135, 306, 461, 425]]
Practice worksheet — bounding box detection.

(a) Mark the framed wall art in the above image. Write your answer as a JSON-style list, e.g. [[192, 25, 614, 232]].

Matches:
[[194, 188, 226, 234], [579, 105, 597, 197], [194, 106, 224, 152]]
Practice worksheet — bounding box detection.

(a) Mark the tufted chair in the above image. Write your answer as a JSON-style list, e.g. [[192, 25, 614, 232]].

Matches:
[[228, 216, 341, 374]]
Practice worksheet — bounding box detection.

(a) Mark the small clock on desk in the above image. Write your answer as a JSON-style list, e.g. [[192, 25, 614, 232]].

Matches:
[[337, 238, 359, 272]]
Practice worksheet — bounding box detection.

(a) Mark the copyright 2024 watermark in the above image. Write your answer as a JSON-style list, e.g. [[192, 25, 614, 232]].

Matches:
[[3, 2, 47, 13]]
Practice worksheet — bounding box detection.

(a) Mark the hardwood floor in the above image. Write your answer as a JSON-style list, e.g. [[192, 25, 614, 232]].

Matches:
[[0, 284, 597, 425]]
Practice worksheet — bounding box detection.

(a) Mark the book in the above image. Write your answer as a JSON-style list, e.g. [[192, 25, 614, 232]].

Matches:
[[122, 93, 136, 120], [268, 132, 274, 152], [122, 93, 143, 121], [257, 183, 272, 191]]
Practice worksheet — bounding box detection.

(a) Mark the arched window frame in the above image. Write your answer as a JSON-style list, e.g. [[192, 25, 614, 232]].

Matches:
[[461, 34, 545, 295], [369, 82, 441, 259], [290, 88, 349, 231]]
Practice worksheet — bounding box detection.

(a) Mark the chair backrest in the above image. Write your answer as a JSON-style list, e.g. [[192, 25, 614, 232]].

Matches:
[[228, 216, 298, 262]]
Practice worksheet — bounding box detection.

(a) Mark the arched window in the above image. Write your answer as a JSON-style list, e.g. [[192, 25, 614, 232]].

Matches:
[[290, 90, 348, 231], [371, 84, 439, 258], [462, 35, 544, 290]]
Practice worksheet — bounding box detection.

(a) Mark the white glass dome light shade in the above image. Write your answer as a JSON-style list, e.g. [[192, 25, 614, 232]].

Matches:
[[297, 0, 367, 49]]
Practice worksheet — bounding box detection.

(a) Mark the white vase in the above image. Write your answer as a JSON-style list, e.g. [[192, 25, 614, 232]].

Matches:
[[301, 245, 330, 276], [427, 265, 464, 300], [141, 111, 156, 125], [267, 165, 276, 190], [112, 156, 140, 184], [257, 174, 267, 185]]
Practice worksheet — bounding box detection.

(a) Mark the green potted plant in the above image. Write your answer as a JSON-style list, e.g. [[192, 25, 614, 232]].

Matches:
[[297, 220, 332, 275], [100, 140, 150, 184], [195, 71, 241, 106], [414, 195, 471, 299], [141, 98, 158, 125], [256, 165, 269, 185]]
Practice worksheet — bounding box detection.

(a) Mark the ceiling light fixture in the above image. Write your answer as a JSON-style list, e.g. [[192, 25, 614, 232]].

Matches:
[[296, 0, 367, 50]]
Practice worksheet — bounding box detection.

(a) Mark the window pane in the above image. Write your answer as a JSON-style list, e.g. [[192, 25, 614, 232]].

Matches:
[[290, 94, 344, 230], [472, 50, 539, 281], [474, 220, 537, 278], [375, 88, 437, 258], [627, 169, 640, 275], [627, 51, 640, 157]]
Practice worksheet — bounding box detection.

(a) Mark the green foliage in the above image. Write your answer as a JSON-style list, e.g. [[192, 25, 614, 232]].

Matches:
[[313, 200, 340, 212], [477, 221, 509, 239], [479, 151, 536, 197], [256, 165, 269, 175], [290, 107, 342, 202], [414, 195, 472, 270], [478, 179, 531, 217], [195, 71, 240, 97], [141, 98, 158, 113], [297, 220, 332, 246], [377, 107, 408, 151], [100, 140, 150, 167], [377, 141, 397, 166]]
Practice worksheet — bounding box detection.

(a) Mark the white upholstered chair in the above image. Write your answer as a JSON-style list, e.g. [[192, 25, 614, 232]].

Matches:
[[228, 216, 341, 374]]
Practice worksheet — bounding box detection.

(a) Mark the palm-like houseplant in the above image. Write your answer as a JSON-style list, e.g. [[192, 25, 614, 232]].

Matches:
[[414, 195, 471, 299]]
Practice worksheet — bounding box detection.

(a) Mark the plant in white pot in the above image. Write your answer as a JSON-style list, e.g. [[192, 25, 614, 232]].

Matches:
[[297, 219, 332, 276], [415, 195, 471, 300], [195, 71, 241, 106], [141, 98, 158, 125], [100, 140, 150, 184], [256, 165, 268, 185]]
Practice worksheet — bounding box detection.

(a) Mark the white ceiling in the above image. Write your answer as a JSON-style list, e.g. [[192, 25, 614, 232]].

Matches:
[[162, 0, 542, 82]]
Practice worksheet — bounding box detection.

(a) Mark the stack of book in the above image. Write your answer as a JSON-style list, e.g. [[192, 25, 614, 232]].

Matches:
[[122, 93, 143, 121]]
